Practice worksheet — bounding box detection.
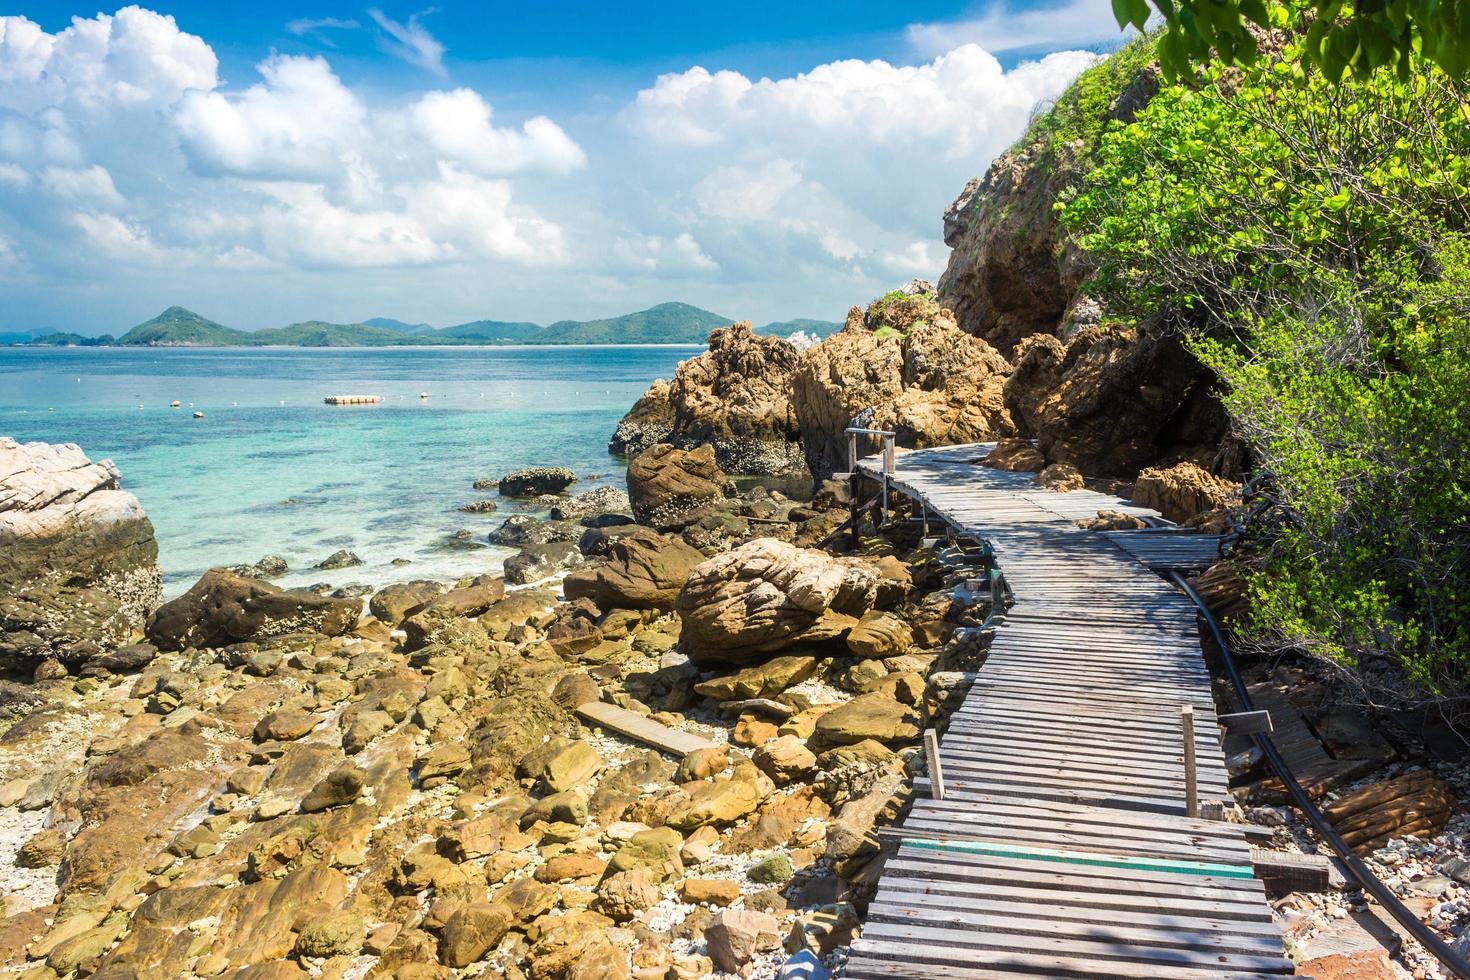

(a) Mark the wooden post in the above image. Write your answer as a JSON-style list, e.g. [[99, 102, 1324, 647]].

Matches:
[[1181, 705, 1198, 818], [883, 434, 895, 475], [847, 431, 858, 473], [924, 729, 945, 800]]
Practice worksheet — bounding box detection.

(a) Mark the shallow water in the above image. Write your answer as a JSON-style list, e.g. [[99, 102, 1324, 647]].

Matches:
[[0, 345, 696, 596]]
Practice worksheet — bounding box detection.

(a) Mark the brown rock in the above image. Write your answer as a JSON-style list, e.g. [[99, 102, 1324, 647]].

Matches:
[[704, 909, 782, 977], [1004, 323, 1228, 477], [1293, 949, 1397, 979], [626, 443, 727, 530], [616, 322, 806, 476], [145, 569, 358, 651], [1133, 461, 1240, 523], [607, 826, 684, 882], [675, 539, 877, 666], [812, 693, 920, 747], [592, 868, 658, 922], [535, 853, 606, 882], [790, 303, 1013, 483], [694, 654, 820, 702], [300, 764, 365, 812], [400, 575, 506, 649], [440, 903, 512, 967], [983, 438, 1044, 471], [679, 878, 741, 906], [592, 529, 705, 611], [846, 611, 911, 659], [753, 735, 817, 785], [253, 709, 318, 743], [1034, 462, 1084, 491], [539, 741, 602, 793], [667, 773, 770, 830]]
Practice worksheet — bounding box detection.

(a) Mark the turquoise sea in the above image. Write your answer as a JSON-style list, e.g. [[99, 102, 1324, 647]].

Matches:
[[0, 346, 696, 597]]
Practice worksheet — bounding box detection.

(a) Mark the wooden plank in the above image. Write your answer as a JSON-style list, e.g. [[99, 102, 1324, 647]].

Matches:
[[574, 701, 716, 756]]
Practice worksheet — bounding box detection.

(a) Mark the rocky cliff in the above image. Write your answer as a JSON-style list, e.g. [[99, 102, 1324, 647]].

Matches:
[[611, 322, 805, 476], [932, 41, 1234, 479], [0, 438, 162, 675], [791, 292, 1013, 484]]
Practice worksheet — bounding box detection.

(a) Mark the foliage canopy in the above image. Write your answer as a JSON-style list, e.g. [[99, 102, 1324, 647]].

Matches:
[[1059, 37, 1470, 705]]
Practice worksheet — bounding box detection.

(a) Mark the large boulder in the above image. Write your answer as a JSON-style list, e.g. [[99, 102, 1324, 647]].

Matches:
[[145, 569, 360, 651], [615, 323, 805, 476], [1133, 461, 1240, 524], [790, 303, 1013, 484], [1004, 323, 1228, 477], [591, 529, 704, 611], [0, 438, 161, 671], [675, 538, 878, 666], [626, 444, 728, 530]]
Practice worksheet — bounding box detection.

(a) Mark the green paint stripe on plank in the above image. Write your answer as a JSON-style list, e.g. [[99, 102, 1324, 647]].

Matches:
[[904, 837, 1256, 879]]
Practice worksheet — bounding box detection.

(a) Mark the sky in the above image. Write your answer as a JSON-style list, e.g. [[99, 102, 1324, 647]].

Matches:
[[0, 1, 1127, 334]]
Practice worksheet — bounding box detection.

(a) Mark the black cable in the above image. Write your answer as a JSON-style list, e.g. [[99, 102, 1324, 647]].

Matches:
[[1169, 570, 1470, 979]]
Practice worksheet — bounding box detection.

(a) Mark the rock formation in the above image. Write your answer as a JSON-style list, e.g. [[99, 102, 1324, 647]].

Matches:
[[612, 322, 805, 475], [675, 538, 879, 665], [791, 300, 1013, 483], [608, 379, 675, 459], [145, 569, 361, 650], [0, 438, 161, 674], [626, 444, 729, 530], [1003, 323, 1228, 477], [1133, 460, 1241, 524], [936, 63, 1158, 355]]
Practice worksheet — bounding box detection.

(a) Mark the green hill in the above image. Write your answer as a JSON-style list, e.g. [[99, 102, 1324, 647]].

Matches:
[[99, 302, 736, 347], [363, 317, 436, 335], [248, 321, 425, 347], [757, 318, 841, 339], [26, 332, 114, 347], [437, 319, 543, 342], [117, 307, 249, 346], [538, 302, 731, 344]]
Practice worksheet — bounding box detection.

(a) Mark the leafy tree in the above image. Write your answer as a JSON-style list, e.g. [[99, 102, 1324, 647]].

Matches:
[[1114, 0, 1470, 82], [1059, 40, 1470, 709]]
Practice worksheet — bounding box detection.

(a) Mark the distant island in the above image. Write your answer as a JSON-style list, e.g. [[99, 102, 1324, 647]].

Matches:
[[9, 303, 840, 348]]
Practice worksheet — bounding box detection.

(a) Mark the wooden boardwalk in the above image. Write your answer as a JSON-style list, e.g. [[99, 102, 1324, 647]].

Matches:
[[845, 444, 1292, 978]]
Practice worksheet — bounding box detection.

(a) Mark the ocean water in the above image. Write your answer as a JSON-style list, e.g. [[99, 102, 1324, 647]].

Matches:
[[0, 345, 697, 597]]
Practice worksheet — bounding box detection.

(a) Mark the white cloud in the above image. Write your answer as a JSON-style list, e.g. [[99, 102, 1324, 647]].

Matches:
[[40, 164, 124, 207], [286, 17, 360, 37], [173, 55, 366, 181], [614, 232, 719, 274], [0, 162, 30, 187], [906, 0, 1132, 57], [369, 9, 445, 76], [622, 45, 1095, 290], [404, 89, 586, 176], [0, 7, 217, 114]]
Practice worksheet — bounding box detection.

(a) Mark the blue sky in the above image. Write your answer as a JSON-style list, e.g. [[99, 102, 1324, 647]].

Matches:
[[0, 1, 1125, 334]]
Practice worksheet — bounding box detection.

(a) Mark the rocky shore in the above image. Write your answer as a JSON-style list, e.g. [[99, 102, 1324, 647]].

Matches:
[[0, 436, 994, 979]]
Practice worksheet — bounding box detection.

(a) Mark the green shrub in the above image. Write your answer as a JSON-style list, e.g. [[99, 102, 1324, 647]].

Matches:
[[1058, 37, 1470, 706]]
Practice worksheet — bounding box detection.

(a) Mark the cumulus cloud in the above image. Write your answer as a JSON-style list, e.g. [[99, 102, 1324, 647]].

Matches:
[[0, 7, 217, 114], [369, 9, 445, 76], [624, 44, 1095, 288], [174, 55, 367, 181], [0, 8, 577, 280], [404, 89, 587, 176]]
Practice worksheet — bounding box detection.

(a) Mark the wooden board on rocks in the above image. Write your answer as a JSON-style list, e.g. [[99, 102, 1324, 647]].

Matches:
[[576, 700, 717, 757]]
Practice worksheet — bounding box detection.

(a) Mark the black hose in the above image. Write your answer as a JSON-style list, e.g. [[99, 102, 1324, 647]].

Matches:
[[1169, 570, 1470, 979]]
